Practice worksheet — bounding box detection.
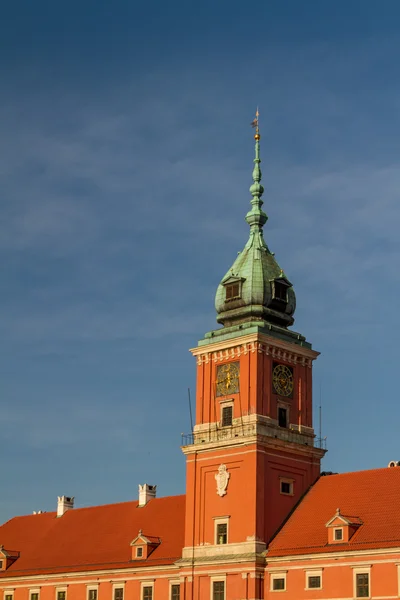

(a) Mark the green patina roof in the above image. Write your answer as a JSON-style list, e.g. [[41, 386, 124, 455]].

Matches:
[[198, 119, 313, 349], [214, 128, 296, 331]]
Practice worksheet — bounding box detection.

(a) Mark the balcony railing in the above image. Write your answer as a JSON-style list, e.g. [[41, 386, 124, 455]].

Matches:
[[182, 421, 327, 450]]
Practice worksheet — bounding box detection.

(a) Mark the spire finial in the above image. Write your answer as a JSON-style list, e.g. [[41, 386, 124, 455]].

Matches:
[[251, 107, 260, 140]]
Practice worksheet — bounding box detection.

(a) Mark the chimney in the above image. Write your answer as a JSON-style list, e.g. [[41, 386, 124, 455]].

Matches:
[[57, 496, 74, 517], [138, 484, 156, 507]]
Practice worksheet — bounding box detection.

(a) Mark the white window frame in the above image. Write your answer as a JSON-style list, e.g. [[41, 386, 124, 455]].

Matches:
[[55, 588, 67, 600], [86, 585, 98, 600], [270, 572, 287, 592], [210, 576, 226, 600], [136, 546, 144, 558], [353, 567, 371, 599], [213, 515, 230, 545], [169, 580, 180, 600], [397, 564, 400, 597], [30, 590, 40, 600], [220, 400, 234, 427], [4, 591, 14, 600], [140, 581, 154, 600], [334, 527, 343, 541], [112, 583, 125, 600], [279, 477, 294, 496], [305, 570, 322, 590]]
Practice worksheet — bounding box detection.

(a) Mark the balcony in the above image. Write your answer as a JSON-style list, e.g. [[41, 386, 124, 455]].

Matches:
[[181, 419, 327, 450]]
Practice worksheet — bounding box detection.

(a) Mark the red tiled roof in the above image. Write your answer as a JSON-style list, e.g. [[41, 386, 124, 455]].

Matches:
[[268, 467, 400, 557], [0, 495, 185, 577]]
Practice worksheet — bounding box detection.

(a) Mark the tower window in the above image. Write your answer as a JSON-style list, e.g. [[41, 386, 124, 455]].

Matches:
[[280, 478, 294, 496], [221, 405, 233, 427], [225, 282, 240, 300], [216, 522, 228, 544], [278, 407, 287, 428]]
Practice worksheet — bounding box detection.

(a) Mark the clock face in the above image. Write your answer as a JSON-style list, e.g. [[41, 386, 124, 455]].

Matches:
[[216, 362, 240, 397], [272, 363, 293, 397]]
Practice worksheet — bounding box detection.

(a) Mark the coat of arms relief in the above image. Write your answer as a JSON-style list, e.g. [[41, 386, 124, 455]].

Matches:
[[215, 464, 230, 497]]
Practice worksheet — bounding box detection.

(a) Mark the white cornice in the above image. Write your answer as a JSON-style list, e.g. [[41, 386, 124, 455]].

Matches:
[[190, 333, 319, 367]]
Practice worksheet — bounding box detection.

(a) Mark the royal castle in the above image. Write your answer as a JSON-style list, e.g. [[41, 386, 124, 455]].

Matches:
[[1, 116, 400, 600]]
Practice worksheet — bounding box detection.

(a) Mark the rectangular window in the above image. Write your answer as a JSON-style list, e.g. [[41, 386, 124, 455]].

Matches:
[[226, 283, 240, 300], [0, 560, 3, 569], [334, 528, 343, 541], [272, 578, 285, 591], [356, 573, 369, 598], [171, 584, 180, 600], [308, 576, 321, 589], [142, 587, 152, 600], [88, 591, 97, 600], [212, 581, 225, 600], [216, 522, 228, 544], [57, 592, 66, 600], [273, 282, 287, 302], [31, 594, 39, 600], [5, 595, 13, 600], [278, 407, 287, 428], [221, 405, 233, 427], [136, 546, 143, 557], [280, 480, 293, 495], [114, 589, 124, 600]]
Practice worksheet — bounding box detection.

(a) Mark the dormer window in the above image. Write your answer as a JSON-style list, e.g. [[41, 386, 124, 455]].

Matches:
[[269, 275, 292, 310], [273, 281, 287, 302], [222, 276, 245, 302], [334, 528, 343, 541], [130, 530, 161, 560], [0, 546, 20, 571], [326, 508, 362, 544], [226, 282, 240, 300]]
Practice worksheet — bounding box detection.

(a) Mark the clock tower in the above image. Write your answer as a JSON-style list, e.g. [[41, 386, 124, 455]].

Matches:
[[180, 115, 326, 599]]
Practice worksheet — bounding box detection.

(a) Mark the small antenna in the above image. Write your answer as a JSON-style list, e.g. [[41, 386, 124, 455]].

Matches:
[[319, 383, 322, 444], [188, 388, 194, 434]]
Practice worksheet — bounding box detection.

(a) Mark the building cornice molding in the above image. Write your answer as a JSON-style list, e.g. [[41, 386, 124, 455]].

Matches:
[[0, 563, 181, 585], [190, 333, 319, 368], [266, 546, 400, 564]]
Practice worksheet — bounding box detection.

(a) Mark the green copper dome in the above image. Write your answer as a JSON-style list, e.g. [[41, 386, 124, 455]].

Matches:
[[215, 131, 296, 328]]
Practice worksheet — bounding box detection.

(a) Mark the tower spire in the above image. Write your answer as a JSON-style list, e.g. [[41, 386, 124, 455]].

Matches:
[[247, 108, 267, 232], [213, 110, 296, 330]]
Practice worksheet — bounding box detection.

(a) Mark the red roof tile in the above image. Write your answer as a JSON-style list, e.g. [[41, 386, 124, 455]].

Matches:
[[268, 467, 400, 557], [0, 495, 185, 577]]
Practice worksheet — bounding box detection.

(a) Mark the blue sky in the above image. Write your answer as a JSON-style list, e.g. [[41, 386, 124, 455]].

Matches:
[[2, 0, 400, 522]]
